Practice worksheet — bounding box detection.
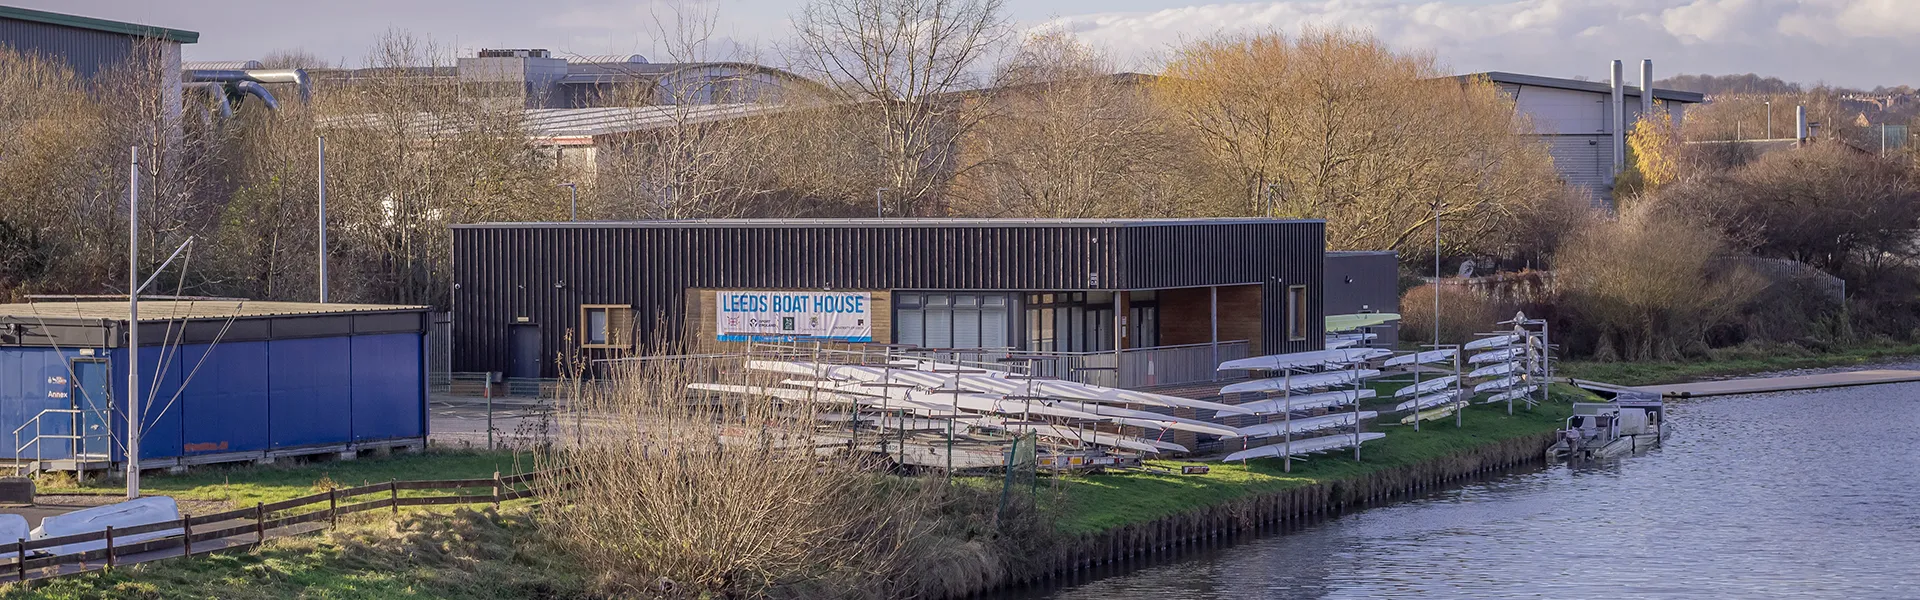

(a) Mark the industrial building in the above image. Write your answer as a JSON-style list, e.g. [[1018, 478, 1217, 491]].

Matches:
[[1463, 63, 1705, 209], [0, 301, 431, 472], [451, 219, 1353, 386], [0, 5, 197, 144], [1325, 251, 1400, 347]]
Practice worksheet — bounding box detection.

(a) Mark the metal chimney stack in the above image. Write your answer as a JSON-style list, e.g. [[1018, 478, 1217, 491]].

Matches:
[[1611, 60, 1626, 174], [1796, 105, 1809, 143], [1640, 60, 1655, 122]]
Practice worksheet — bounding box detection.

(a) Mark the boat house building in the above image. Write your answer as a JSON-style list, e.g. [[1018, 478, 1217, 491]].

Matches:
[[451, 219, 1333, 386]]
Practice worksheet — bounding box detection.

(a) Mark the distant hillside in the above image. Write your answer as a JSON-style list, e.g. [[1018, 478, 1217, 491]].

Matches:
[[1657, 73, 1803, 96]]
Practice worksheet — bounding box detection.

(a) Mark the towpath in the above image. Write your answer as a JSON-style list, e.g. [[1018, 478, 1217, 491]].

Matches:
[[1631, 369, 1920, 397]]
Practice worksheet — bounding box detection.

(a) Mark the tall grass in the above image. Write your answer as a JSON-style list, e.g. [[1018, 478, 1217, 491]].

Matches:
[[537, 352, 938, 598]]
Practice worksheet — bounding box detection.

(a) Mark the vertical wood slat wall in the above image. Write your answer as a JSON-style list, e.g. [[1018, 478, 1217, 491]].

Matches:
[[452, 220, 1325, 377]]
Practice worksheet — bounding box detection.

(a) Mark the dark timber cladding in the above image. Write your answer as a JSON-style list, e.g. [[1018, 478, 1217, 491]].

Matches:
[[453, 219, 1324, 376]]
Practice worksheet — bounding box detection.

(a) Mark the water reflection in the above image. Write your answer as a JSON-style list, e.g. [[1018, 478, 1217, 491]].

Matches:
[[1014, 383, 1920, 599]]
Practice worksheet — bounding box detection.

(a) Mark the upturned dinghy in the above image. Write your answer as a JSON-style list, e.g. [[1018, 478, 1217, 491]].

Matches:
[[1220, 432, 1386, 462], [1221, 369, 1383, 395], [1393, 376, 1458, 398]]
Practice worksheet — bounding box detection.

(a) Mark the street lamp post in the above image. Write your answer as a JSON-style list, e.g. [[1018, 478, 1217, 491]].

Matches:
[[1765, 101, 1773, 139], [317, 136, 328, 303], [559, 183, 578, 221]]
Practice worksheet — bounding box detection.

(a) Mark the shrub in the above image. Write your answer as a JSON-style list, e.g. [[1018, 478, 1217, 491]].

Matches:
[[538, 351, 939, 599], [1399, 283, 1510, 345], [1554, 205, 1765, 361]]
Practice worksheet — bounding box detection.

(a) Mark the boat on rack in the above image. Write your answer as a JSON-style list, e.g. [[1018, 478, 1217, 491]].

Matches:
[[1234, 389, 1375, 414], [1219, 432, 1386, 462], [1221, 369, 1383, 394], [1236, 411, 1378, 439]]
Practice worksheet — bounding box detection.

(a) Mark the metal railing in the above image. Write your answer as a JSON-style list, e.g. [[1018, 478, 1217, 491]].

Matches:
[[12, 409, 113, 466], [0, 469, 556, 586]]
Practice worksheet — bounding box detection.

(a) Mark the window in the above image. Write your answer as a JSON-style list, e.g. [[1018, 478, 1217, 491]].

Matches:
[[580, 304, 634, 348], [1288, 285, 1309, 341], [893, 292, 1012, 349]]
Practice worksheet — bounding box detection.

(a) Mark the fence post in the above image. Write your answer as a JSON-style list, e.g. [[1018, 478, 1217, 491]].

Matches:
[[16, 537, 26, 586], [254, 502, 266, 543], [328, 488, 338, 527], [492, 471, 501, 509], [390, 479, 399, 516], [103, 525, 114, 570], [182, 517, 193, 558]]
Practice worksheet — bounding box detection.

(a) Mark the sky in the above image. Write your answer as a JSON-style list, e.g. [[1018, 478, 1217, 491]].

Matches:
[[15, 0, 1919, 89]]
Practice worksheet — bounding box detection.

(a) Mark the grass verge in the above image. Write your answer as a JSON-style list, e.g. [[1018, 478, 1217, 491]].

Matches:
[[1, 508, 591, 600], [37, 449, 535, 507], [1045, 386, 1583, 534], [1560, 342, 1920, 386]]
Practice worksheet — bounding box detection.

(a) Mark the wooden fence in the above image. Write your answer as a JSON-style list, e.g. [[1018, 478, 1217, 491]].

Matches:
[[1, 470, 551, 586]]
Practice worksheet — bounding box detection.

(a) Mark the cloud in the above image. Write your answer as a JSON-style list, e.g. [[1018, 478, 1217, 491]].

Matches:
[[1040, 0, 1920, 88]]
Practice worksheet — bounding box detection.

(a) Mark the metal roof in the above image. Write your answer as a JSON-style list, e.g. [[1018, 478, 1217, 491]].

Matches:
[[324, 104, 795, 139], [0, 5, 198, 44], [1463, 71, 1705, 103], [183, 60, 262, 70], [455, 218, 1323, 229], [0, 301, 428, 323]]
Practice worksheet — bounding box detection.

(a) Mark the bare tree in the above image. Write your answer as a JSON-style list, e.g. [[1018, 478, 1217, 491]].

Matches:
[[951, 31, 1197, 218], [790, 0, 1009, 216]]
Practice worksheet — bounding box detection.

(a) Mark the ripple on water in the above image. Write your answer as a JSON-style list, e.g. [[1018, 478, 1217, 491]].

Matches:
[[1020, 383, 1920, 600]]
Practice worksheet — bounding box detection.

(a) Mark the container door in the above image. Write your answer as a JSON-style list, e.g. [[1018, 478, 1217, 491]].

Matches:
[[70, 359, 111, 458], [508, 324, 542, 379]]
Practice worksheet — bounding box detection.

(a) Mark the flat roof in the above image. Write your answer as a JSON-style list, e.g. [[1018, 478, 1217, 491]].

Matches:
[[1328, 250, 1397, 257], [1462, 71, 1705, 104], [455, 218, 1322, 229], [0, 301, 427, 323], [0, 5, 199, 44]]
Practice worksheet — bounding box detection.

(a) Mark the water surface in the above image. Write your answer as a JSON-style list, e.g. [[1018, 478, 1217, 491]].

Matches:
[[1013, 383, 1920, 599]]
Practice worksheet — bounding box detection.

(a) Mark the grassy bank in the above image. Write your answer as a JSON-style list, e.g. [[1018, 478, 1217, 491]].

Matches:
[[1048, 392, 1576, 534], [37, 449, 533, 506], [1560, 342, 1920, 386], [3, 509, 590, 600]]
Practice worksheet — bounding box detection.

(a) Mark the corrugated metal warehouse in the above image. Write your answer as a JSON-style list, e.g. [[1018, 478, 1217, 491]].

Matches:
[[452, 219, 1327, 381], [1462, 70, 1705, 209], [0, 301, 431, 471]]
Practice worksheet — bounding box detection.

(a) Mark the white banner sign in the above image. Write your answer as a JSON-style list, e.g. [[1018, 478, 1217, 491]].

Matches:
[[716, 291, 873, 342]]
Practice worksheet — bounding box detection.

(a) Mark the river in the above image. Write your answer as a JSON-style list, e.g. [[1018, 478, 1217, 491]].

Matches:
[[1009, 382, 1920, 599]]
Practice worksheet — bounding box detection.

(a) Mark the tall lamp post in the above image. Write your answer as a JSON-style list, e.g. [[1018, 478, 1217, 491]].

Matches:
[[559, 182, 578, 221], [317, 135, 328, 303]]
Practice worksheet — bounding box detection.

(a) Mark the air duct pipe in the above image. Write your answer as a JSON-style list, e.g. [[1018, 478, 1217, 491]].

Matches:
[[184, 82, 232, 120], [1796, 105, 1809, 143], [186, 68, 311, 104]]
